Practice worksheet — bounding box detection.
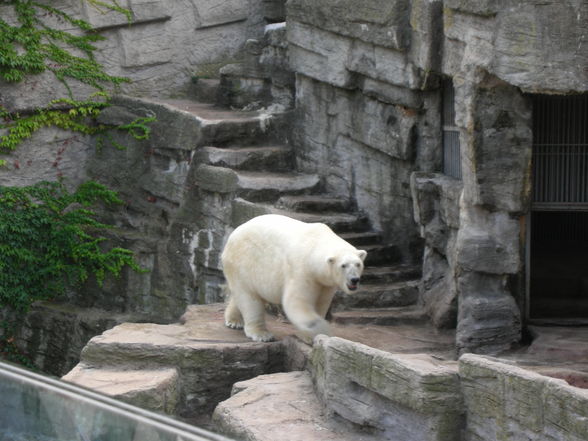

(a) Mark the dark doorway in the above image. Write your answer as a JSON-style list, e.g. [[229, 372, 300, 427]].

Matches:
[[529, 94, 588, 321]]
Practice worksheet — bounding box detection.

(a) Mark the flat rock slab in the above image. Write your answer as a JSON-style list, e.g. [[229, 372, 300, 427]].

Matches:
[[178, 304, 455, 359], [63, 367, 179, 414], [212, 371, 380, 441], [143, 98, 263, 122], [67, 304, 455, 417]]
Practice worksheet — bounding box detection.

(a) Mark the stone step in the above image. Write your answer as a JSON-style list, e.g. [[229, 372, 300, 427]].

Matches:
[[196, 145, 294, 172], [212, 371, 380, 441], [331, 306, 429, 326], [63, 304, 457, 424], [145, 97, 284, 146], [154, 99, 285, 147], [339, 231, 382, 247], [195, 165, 321, 202], [231, 198, 370, 232], [276, 195, 351, 212], [73, 304, 297, 416], [192, 78, 220, 104], [362, 243, 402, 265], [332, 279, 420, 310], [361, 263, 422, 284], [200, 116, 277, 147], [236, 171, 321, 202], [63, 366, 179, 415]]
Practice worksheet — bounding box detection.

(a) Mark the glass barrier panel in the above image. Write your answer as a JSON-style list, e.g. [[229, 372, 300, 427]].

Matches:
[[0, 361, 233, 441]]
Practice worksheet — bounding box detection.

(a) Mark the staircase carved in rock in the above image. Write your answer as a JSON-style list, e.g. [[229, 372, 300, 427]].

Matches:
[[62, 78, 459, 441]]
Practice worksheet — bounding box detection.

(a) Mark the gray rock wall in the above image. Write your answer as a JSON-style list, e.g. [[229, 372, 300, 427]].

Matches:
[[460, 354, 588, 441], [0, 0, 265, 111], [442, 0, 588, 93], [2, 0, 587, 362], [409, 0, 586, 353], [411, 173, 461, 329], [287, 0, 443, 258], [284, 0, 586, 353], [0, 0, 266, 187], [310, 336, 464, 441]]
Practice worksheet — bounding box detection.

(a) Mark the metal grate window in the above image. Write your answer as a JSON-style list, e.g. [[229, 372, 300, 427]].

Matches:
[[442, 80, 462, 179], [532, 94, 588, 210]]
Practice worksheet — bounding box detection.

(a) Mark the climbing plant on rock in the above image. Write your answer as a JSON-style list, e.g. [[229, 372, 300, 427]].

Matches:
[[0, 180, 146, 313], [0, 0, 154, 163], [0, 1, 150, 366]]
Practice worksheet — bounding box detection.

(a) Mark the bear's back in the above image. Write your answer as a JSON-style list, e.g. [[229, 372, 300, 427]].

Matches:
[[223, 215, 335, 261]]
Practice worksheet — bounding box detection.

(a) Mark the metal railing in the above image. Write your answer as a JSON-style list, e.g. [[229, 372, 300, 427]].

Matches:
[[442, 80, 462, 180], [532, 94, 588, 211], [0, 361, 233, 441]]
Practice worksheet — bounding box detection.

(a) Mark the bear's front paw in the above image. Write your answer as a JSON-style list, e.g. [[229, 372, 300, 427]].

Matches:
[[247, 331, 275, 342], [225, 319, 244, 330], [307, 318, 331, 337]]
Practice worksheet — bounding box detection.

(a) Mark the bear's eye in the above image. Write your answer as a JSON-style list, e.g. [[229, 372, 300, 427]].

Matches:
[[341, 263, 348, 269], [355, 263, 360, 268]]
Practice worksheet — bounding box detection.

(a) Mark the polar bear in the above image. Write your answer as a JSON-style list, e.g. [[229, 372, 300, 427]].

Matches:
[[221, 214, 367, 342]]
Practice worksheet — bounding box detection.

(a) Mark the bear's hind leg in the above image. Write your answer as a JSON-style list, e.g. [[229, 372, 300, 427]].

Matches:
[[236, 289, 275, 342], [224, 296, 244, 329]]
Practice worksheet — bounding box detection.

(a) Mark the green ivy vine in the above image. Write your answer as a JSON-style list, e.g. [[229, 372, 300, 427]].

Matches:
[[0, 0, 154, 164], [0, 1, 153, 365], [0, 180, 146, 313]]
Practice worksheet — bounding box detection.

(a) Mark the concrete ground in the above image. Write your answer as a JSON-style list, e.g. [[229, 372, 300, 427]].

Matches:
[[502, 325, 588, 389]]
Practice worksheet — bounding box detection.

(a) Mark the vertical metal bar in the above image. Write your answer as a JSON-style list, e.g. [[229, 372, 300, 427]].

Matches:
[[567, 96, 571, 202], [580, 97, 588, 202]]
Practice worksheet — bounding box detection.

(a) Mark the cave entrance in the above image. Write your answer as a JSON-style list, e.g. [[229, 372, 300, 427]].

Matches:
[[528, 94, 588, 322]]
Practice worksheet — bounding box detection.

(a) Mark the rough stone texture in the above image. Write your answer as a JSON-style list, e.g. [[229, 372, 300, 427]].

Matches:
[[440, 77, 530, 353], [63, 304, 455, 419], [411, 173, 461, 253], [459, 77, 533, 214], [63, 367, 179, 414], [442, 1, 588, 93], [286, 0, 446, 262], [213, 371, 380, 441], [3, 96, 290, 375], [456, 272, 521, 355], [288, 0, 412, 51], [420, 247, 457, 329], [456, 206, 521, 275], [70, 304, 289, 417], [285, 0, 586, 356], [3, 0, 587, 367], [460, 354, 588, 441], [411, 173, 461, 328], [0, 0, 268, 114], [81, 96, 283, 316], [262, 0, 286, 22], [409, 0, 443, 72], [310, 336, 463, 441], [291, 76, 429, 257], [4, 301, 135, 377], [0, 129, 93, 190]]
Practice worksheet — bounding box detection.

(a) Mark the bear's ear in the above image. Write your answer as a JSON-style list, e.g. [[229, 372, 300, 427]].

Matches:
[[357, 250, 367, 262], [327, 256, 336, 265]]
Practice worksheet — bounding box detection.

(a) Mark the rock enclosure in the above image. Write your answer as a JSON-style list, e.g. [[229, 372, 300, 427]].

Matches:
[[1, 0, 587, 372]]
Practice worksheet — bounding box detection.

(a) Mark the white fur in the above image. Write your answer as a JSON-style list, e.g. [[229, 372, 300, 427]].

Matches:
[[221, 214, 367, 342]]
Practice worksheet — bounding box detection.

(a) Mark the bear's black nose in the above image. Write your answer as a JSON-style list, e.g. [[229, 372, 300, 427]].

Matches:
[[350, 277, 360, 285]]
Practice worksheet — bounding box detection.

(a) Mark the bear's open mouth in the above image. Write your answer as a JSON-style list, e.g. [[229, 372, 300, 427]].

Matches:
[[347, 283, 358, 291]]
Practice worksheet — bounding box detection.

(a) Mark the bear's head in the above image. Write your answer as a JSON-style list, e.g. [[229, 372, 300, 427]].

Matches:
[[327, 249, 367, 294]]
